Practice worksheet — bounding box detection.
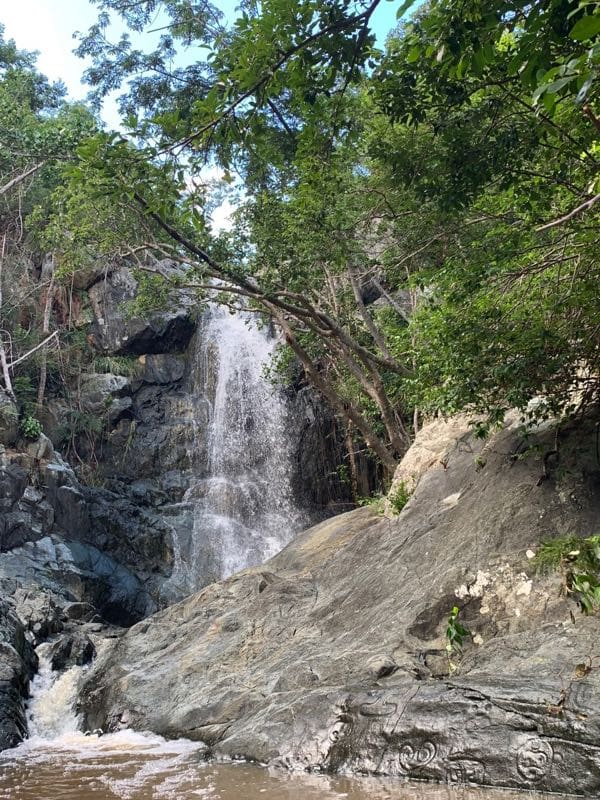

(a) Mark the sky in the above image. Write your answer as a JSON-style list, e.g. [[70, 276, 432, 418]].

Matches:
[[0, 0, 399, 230], [0, 0, 399, 109]]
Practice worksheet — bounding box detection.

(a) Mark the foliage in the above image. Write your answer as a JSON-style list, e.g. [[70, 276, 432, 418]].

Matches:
[[0, 30, 135, 464], [534, 535, 600, 614], [355, 492, 386, 513], [64, 0, 599, 477], [387, 480, 411, 514], [91, 354, 142, 378], [12, 376, 37, 408], [2, 0, 599, 479], [446, 605, 470, 672], [19, 414, 42, 440]]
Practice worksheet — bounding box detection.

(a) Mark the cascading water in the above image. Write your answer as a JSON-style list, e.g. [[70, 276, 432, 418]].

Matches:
[[24, 644, 81, 740], [0, 644, 209, 799], [165, 307, 305, 596]]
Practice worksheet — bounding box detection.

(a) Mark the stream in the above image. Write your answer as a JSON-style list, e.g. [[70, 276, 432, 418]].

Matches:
[[0, 735, 570, 800], [0, 646, 572, 800]]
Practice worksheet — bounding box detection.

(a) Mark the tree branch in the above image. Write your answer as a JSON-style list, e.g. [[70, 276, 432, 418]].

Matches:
[[0, 162, 45, 197], [537, 194, 600, 232], [165, 0, 384, 153]]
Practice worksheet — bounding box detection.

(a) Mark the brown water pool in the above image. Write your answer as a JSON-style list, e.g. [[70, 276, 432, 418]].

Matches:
[[0, 730, 571, 800]]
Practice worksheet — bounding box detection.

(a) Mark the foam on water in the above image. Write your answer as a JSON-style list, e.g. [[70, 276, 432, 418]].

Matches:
[[0, 646, 207, 799]]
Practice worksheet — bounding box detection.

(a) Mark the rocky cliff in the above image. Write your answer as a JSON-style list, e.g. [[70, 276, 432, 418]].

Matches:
[[79, 412, 600, 795], [0, 262, 354, 750], [0, 599, 36, 751]]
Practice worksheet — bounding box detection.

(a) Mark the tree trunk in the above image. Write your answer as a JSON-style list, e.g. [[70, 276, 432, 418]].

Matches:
[[0, 235, 15, 400], [36, 254, 55, 408], [267, 303, 398, 475]]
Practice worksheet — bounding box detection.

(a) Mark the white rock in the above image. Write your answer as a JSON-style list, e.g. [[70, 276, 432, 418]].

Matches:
[[441, 492, 461, 507], [516, 580, 533, 597]]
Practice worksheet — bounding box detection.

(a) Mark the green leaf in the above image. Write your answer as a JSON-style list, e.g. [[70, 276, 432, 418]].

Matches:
[[570, 15, 600, 41], [396, 0, 416, 20], [544, 75, 576, 94], [407, 45, 421, 63]]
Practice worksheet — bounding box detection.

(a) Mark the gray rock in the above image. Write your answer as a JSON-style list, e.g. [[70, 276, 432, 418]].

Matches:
[[0, 533, 157, 628], [49, 632, 95, 671], [0, 598, 36, 751], [0, 511, 43, 552], [79, 415, 600, 795], [11, 587, 63, 641], [71, 260, 115, 291], [79, 373, 133, 426], [0, 443, 173, 623], [288, 387, 363, 516], [88, 265, 196, 356], [365, 654, 399, 680], [141, 353, 186, 384], [63, 602, 97, 622], [0, 464, 27, 511], [53, 485, 91, 540], [25, 433, 54, 461], [0, 391, 18, 447]]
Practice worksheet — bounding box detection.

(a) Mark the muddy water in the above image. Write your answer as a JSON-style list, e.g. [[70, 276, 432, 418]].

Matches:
[[0, 648, 570, 800], [0, 732, 568, 800]]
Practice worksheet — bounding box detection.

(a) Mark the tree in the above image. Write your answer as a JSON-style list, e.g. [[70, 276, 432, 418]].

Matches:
[[0, 26, 98, 415], [47, 0, 600, 477]]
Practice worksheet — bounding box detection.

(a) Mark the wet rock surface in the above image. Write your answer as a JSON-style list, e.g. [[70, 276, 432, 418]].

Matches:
[[80, 415, 600, 795], [0, 599, 36, 751], [49, 631, 95, 671]]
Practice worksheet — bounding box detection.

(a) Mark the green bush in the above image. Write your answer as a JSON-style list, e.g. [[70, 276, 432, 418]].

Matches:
[[388, 481, 411, 515], [20, 415, 43, 440]]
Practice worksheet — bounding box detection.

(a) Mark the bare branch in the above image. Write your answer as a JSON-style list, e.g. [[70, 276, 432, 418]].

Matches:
[[537, 194, 600, 232], [8, 331, 59, 370], [0, 163, 45, 197]]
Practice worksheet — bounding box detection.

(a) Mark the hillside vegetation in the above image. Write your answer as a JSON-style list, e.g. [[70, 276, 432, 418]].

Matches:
[[1, 0, 599, 484]]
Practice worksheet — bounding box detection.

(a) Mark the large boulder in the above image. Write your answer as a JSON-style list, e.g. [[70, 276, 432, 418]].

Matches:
[[0, 535, 157, 626], [88, 265, 196, 355], [0, 449, 171, 625], [49, 631, 95, 671], [79, 373, 134, 427], [79, 413, 600, 795]]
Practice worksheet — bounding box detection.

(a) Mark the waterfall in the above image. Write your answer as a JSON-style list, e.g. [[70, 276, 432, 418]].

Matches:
[[24, 644, 81, 741], [164, 307, 304, 596], [0, 646, 205, 799]]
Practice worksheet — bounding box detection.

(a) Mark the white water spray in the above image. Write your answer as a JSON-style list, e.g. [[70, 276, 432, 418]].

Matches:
[[166, 308, 304, 595], [25, 643, 81, 741]]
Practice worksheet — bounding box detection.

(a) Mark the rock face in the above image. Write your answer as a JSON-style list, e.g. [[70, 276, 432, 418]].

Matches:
[[80, 414, 600, 795], [0, 599, 36, 751], [87, 265, 196, 355], [0, 448, 170, 626], [0, 391, 18, 447]]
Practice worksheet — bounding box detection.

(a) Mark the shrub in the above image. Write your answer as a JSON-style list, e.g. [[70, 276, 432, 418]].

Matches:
[[20, 415, 43, 440]]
